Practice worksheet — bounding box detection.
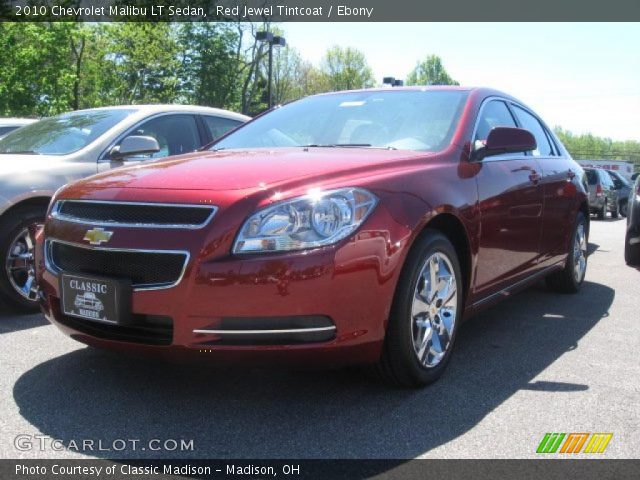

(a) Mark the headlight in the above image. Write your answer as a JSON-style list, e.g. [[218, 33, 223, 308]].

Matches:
[[234, 188, 378, 253]]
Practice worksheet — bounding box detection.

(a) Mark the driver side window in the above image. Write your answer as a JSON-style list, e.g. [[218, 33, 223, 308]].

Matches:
[[121, 114, 199, 160], [474, 100, 518, 159]]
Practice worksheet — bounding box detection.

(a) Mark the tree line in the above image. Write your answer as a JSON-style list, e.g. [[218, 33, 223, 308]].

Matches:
[[0, 22, 454, 117], [0, 22, 637, 166]]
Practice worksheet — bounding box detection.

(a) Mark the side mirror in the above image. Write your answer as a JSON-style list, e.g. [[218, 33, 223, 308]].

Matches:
[[109, 135, 160, 160], [473, 127, 537, 161]]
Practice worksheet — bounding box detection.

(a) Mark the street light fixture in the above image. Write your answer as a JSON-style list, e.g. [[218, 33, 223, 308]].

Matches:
[[257, 31, 287, 108]]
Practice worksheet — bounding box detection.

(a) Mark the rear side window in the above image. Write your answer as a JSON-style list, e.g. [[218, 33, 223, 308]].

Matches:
[[511, 105, 554, 157], [586, 170, 598, 185], [203, 116, 243, 140]]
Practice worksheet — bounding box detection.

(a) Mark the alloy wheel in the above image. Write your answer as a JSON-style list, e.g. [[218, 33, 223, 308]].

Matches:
[[410, 251, 458, 368], [573, 223, 587, 282], [5, 226, 39, 302]]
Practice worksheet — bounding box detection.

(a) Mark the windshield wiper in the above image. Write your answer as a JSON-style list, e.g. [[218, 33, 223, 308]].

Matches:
[[0, 150, 40, 155], [302, 143, 397, 150], [303, 143, 371, 148]]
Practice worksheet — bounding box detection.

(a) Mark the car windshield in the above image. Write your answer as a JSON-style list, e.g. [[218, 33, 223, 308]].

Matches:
[[213, 90, 468, 152], [0, 109, 136, 155]]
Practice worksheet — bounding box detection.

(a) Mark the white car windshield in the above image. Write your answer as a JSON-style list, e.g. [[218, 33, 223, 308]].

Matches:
[[0, 109, 136, 155], [213, 90, 468, 152]]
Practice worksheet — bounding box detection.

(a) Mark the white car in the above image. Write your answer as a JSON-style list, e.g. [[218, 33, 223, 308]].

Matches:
[[0, 105, 249, 310], [0, 118, 37, 138]]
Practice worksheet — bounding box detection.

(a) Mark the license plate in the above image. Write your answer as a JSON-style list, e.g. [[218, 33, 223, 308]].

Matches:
[[60, 274, 131, 324]]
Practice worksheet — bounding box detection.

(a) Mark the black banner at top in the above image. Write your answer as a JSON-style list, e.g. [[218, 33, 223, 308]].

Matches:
[[2, 0, 640, 21]]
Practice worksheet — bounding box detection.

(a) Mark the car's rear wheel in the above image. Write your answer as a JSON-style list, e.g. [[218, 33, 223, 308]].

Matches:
[[619, 200, 628, 218], [597, 200, 607, 220], [0, 206, 45, 311], [546, 212, 587, 293], [375, 231, 463, 388]]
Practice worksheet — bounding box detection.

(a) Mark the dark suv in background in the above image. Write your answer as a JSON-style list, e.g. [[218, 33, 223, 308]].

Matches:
[[585, 167, 619, 219], [606, 170, 633, 217]]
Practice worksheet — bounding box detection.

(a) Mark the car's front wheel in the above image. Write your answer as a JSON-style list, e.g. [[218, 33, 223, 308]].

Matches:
[[0, 206, 45, 311], [546, 212, 588, 293], [375, 231, 463, 388]]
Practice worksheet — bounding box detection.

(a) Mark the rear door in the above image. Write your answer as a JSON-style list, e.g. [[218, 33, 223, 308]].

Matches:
[[510, 104, 578, 264], [473, 99, 544, 296]]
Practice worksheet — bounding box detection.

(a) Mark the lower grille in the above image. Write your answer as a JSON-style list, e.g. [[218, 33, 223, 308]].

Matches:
[[53, 299, 173, 345], [47, 241, 188, 289]]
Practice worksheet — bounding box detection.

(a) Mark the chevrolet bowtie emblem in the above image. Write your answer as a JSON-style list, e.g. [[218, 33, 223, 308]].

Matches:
[[83, 228, 113, 246]]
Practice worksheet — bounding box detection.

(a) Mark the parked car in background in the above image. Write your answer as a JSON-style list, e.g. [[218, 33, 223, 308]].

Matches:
[[37, 87, 590, 387], [606, 170, 633, 217], [0, 105, 249, 310], [584, 167, 619, 219], [0, 118, 37, 138], [626, 175, 640, 266], [577, 159, 635, 182]]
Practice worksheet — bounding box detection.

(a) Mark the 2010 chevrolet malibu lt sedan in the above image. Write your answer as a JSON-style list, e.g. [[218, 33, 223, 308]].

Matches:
[[36, 87, 590, 387]]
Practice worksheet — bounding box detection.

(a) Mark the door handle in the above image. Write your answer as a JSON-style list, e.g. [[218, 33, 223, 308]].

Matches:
[[529, 171, 541, 184]]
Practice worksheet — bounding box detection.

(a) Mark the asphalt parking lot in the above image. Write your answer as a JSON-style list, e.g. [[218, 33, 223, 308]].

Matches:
[[0, 217, 638, 460]]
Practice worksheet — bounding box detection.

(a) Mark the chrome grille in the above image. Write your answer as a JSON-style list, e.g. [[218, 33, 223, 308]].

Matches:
[[46, 240, 189, 290], [52, 200, 216, 228]]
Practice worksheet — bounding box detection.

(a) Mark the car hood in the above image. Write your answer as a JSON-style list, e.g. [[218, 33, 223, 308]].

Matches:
[[69, 148, 428, 192]]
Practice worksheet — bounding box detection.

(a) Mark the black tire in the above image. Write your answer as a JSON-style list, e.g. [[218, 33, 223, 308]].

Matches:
[[611, 202, 619, 219], [0, 206, 46, 311], [597, 200, 606, 220], [546, 212, 587, 294], [626, 230, 640, 266], [374, 230, 464, 388], [620, 200, 628, 218]]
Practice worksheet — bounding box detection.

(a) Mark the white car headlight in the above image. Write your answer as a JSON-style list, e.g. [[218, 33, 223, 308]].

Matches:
[[234, 188, 378, 253]]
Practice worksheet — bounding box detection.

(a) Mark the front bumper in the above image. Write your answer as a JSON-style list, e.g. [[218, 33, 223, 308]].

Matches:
[[36, 194, 410, 367]]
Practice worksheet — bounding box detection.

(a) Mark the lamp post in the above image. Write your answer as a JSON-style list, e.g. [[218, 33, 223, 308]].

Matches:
[[257, 31, 286, 108]]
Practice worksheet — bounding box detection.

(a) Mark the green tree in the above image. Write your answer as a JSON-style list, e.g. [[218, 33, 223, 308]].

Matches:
[[320, 46, 375, 91], [176, 23, 240, 108], [554, 127, 640, 167], [99, 23, 181, 104], [0, 22, 79, 116], [406, 55, 459, 86]]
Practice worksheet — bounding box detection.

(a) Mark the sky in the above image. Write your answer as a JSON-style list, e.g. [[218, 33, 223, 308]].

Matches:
[[281, 23, 640, 141]]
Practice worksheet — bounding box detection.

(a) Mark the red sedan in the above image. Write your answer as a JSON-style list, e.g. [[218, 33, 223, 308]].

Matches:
[[36, 87, 589, 387]]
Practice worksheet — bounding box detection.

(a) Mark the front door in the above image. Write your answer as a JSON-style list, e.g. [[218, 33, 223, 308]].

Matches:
[[473, 100, 544, 296]]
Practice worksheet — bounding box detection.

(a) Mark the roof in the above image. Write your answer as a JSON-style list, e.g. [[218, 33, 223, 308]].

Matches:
[[68, 104, 250, 122], [0, 118, 37, 126], [315, 85, 475, 97]]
